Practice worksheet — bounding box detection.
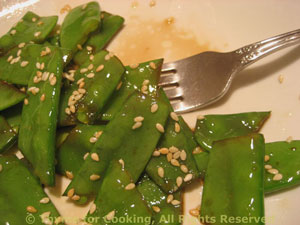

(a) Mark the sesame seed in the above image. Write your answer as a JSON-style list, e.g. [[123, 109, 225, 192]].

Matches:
[[105, 54, 111, 60], [152, 206, 160, 213], [24, 98, 29, 105], [119, 159, 125, 169], [13, 56, 20, 63], [80, 68, 88, 74], [132, 122, 142, 130], [286, 136, 293, 143], [40, 94, 45, 102], [141, 85, 148, 93], [87, 72, 95, 78], [189, 208, 200, 217], [171, 200, 181, 206], [159, 147, 169, 155], [157, 166, 164, 178], [86, 46, 93, 51], [278, 75, 284, 83], [175, 122, 181, 133], [152, 150, 160, 157], [50, 75, 57, 86], [170, 112, 179, 121], [106, 210, 115, 221], [167, 194, 173, 204], [149, 62, 156, 69], [67, 188, 75, 198], [33, 76, 41, 83], [0, 164, 2, 172], [169, 146, 179, 153], [37, 21, 44, 26], [77, 78, 85, 85], [156, 123, 164, 133], [72, 195, 80, 201], [32, 17, 37, 22], [36, 71, 42, 77], [40, 211, 51, 223], [134, 116, 144, 122], [7, 55, 13, 62], [171, 159, 180, 167], [40, 197, 50, 204], [268, 168, 279, 175], [40, 62, 45, 70], [74, 94, 83, 101], [88, 63, 94, 70], [42, 72, 50, 81], [197, 114, 205, 120], [149, 0, 156, 7], [96, 64, 104, 72], [273, 173, 283, 181], [27, 206, 37, 213], [151, 104, 158, 113], [18, 42, 26, 48], [180, 150, 187, 161], [125, 183, 136, 190], [89, 55, 94, 61], [167, 153, 172, 162], [193, 146, 203, 154], [173, 151, 181, 160], [176, 177, 183, 187], [89, 203, 97, 214], [65, 107, 71, 115], [17, 49, 22, 56], [142, 79, 150, 86], [83, 153, 89, 160], [184, 173, 193, 182], [90, 174, 101, 181], [91, 153, 100, 161], [264, 165, 272, 170], [90, 137, 98, 143], [116, 81, 123, 90], [34, 31, 41, 37], [36, 62, 41, 69], [10, 29, 16, 35], [180, 165, 188, 173], [77, 44, 83, 50], [21, 61, 29, 67], [66, 171, 74, 179], [264, 155, 270, 162], [130, 63, 139, 69]]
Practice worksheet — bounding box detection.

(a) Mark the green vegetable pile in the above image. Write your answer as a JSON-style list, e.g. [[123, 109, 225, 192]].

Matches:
[[0, 2, 299, 225]]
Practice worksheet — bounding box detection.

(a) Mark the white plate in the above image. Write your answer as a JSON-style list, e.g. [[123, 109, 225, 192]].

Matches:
[[1, 0, 300, 224]]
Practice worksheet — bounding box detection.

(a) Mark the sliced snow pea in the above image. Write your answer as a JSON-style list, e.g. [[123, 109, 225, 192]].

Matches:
[[85, 160, 152, 225], [0, 103, 23, 133], [137, 174, 182, 225], [0, 156, 63, 225], [64, 93, 169, 202], [264, 140, 300, 194], [194, 111, 270, 151], [58, 50, 125, 126], [101, 59, 163, 121], [73, 11, 124, 65], [0, 115, 17, 153], [201, 134, 265, 225], [0, 11, 58, 55], [19, 46, 63, 186], [0, 81, 26, 111], [60, 2, 101, 55], [56, 124, 105, 177]]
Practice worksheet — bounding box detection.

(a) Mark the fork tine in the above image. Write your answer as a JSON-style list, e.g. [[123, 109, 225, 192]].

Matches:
[[159, 74, 180, 86], [163, 87, 183, 99], [170, 101, 183, 113], [161, 62, 176, 72]]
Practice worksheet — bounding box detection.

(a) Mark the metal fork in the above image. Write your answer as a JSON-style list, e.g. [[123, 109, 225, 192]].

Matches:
[[159, 29, 300, 113]]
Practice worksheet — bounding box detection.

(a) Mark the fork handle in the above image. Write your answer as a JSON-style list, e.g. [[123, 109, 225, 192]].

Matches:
[[235, 29, 300, 69]]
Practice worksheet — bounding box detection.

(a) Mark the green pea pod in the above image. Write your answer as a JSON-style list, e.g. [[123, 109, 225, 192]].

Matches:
[[201, 134, 265, 225], [73, 11, 124, 65], [137, 174, 182, 225], [19, 46, 63, 186], [55, 126, 74, 149], [0, 156, 63, 225], [265, 140, 300, 194], [64, 93, 169, 202], [0, 81, 26, 111], [60, 2, 101, 55], [86, 160, 152, 225], [101, 59, 163, 121], [195, 111, 270, 152], [0, 11, 58, 55], [0, 103, 23, 133], [58, 50, 125, 126], [56, 124, 105, 176], [192, 151, 209, 176], [0, 115, 17, 153]]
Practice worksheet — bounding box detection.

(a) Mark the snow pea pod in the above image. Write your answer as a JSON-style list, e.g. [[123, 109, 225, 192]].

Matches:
[[0, 103, 23, 133], [194, 111, 270, 152], [0, 11, 58, 55], [137, 174, 182, 225], [0, 81, 26, 111], [73, 11, 124, 65], [101, 59, 163, 121], [60, 1, 101, 55], [0, 156, 63, 225], [64, 93, 169, 202], [58, 50, 125, 126], [19, 46, 63, 186], [56, 124, 105, 177], [0, 115, 17, 153], [264, 140, 300, 194], [201, 134, 265, 225], [85, 160, 152, 225]]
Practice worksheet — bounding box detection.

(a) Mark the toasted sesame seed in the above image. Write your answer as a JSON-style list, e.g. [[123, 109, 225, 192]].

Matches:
[[34, 31, 41, 37], [24, 98, 29, 105], [132, 122, 142, 130], [176, 177, 183, 187], [90, 174, 101, 181], [149, 0, 156, 7], [116, 81, 123, 90], [170, 112, 179, 121], [159, 147, 169, 155], [42, 72, 50, 81], [50, 75, 57, 86], [167, 194, 173, 204], [33, 76, 41, 83], [80, 68, 88, 74], [180, 150, 187, 161], [167, 153, 173, 162], [152, 206, 160, 213], [119, 159, 125, 169], [86, 46, 93, 51], [180, 165, 188, 173], [66, 171, 74, 179], [10, 29, 16, 35], [77, 44, 83, 50], [91, 153, 100, 161], [40, 197, 50, 204], [134, 116, 144, 122], [89, 55, 94, 61], [171, 159, 180, 167], [36, 62, 41, 69], [40, 211, 51, 223], [193, 146, 203, 154], [36, 71, 42, 77], [105, 54, 111, 60], [74, 94, 83, 101], [40, 62, 45, 70], [130, 63, 139, 69], [90, 137, 98, 143], [141, 85, 148, 94], [95, 131, 103, 138], [173, 151, 181, 160], [40, 94, 45, 102], [89, 203, 97, 214], [21, 61, 29, 67], [0, 164, 2, 172], [184, 173, 193, 182], [72, 195, 80, 201], [273, 173, 283, 181], [106, 210, 115, 221], [96, 64, 104, 72], [88, 63, 94, 70], [286, 136, 293, 143], [65, 107, 71, 115], [87, 72, 95, 78], [125, 183, 136, 190], [169, 146, 179, 153], [27, 206, 37, 213], [67, 188, 75, 198], [149, 62, 156, 69], [264, 165, 272, 170], [77, 78, 85, 85], [278, 75, 284, 83], [171, 200, 181, 206], [158, 167, 164, 178], [142, 80, 150, 86], [175, 122, 181, 133], [268, 168, 279, 175], [189, 208, 200, 217], [7, 55, 13, 62], [264, 155, 270, 162], [197, 114, 205, 120], [156, 123, 164, 133], [18, 42, 26, 48], [152, 150, 160, 157], [32, 17, 37, 22], [37, 21, 44, 26], [83, 153, 89, 160], [17, 49, 22, 56]]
